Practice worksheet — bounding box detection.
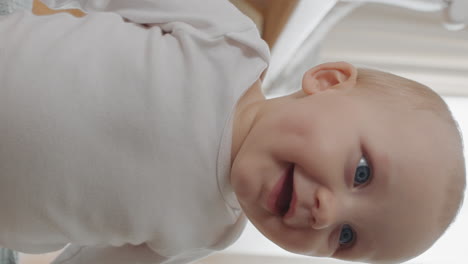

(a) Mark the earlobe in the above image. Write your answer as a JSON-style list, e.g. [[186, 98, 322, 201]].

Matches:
[[302, 61, 357, 95]]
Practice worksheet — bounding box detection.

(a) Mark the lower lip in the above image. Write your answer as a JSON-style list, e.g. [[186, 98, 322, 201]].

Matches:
[[283, 190, 296, 219], [267, 165, 293, 215]]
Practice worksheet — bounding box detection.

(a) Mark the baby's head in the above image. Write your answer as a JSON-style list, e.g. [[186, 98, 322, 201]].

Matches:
[[230, 62, 466, 263]]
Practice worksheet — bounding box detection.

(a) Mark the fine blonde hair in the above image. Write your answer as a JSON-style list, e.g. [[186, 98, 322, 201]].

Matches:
[[355, 68, 466, 235]]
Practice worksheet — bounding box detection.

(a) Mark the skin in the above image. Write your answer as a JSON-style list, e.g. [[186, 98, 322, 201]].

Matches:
[[230, 62, 454, 263], [32, 0, 85, 17]]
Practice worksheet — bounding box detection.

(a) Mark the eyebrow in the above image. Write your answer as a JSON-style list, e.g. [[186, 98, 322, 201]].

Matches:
[[370, 147, 391, 195], [337, 233, 376, 262], [356, 226, 378, 261], [361, 144, 390, 196], [342, 146, 386, 261]]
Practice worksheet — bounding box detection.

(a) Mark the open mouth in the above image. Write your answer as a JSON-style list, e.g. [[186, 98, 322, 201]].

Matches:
[[275, 164, 295, 217]]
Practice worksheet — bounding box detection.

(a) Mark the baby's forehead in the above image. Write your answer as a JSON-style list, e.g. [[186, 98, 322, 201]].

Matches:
[[341, 197, 442, 263], [347, 70, 464, 262], [358, 154, 450, 261], [364, 107, 452, 158], [338, 133, 455, 259]]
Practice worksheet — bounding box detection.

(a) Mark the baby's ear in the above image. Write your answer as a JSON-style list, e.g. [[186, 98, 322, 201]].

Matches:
[[302, 61, 357, 95]]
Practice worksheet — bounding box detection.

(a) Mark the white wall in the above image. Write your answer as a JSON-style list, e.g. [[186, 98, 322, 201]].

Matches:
[[319, 3, 468, 97]]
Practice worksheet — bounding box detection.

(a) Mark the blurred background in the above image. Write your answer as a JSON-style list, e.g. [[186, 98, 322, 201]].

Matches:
[[0, 0, 466, 263]]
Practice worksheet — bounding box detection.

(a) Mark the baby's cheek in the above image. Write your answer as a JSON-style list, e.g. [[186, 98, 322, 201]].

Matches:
[[231, 158, 261, 201]]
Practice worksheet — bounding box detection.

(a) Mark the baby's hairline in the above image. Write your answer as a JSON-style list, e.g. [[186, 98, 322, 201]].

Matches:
[[351, 65, 467, 262]]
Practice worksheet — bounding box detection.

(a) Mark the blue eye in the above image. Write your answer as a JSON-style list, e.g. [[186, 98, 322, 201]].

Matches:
[[339, 224, 355, 246], [354, 157, 371, 186]]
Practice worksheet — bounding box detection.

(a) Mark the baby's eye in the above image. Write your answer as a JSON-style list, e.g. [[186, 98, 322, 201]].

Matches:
[[339, 224, 355, 247], [354, 157, 371, 187]]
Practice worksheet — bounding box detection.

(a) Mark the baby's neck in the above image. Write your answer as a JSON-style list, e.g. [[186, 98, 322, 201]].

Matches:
[[231, 79, 265, 164]]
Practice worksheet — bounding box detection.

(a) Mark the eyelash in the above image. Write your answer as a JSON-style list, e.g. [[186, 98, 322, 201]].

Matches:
[[338, 224, 356, 250], [338, 156, 372, 250], [353, 156, 372, 187]]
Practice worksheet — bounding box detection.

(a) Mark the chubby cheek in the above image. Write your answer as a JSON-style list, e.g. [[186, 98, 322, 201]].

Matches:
[[230, 127, 288, 200], [230, 157, 258, 203], [230, 149, 276, 209]]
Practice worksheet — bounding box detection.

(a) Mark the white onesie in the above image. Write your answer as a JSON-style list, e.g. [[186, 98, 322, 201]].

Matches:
[[0, 0, 269, 263]]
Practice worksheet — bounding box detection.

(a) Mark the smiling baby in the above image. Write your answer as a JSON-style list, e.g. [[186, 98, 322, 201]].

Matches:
[[230, 61, 466, 263]]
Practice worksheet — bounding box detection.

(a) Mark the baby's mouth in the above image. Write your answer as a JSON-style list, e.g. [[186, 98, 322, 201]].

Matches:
[[276, 164, 295, 216]]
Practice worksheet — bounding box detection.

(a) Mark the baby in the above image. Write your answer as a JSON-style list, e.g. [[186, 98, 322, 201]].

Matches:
[[0, 1, 465, 264], [230, 62, 466, 263]]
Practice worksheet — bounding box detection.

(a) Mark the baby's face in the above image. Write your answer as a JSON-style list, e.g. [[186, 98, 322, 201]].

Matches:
[[230, 88, 453, 263]]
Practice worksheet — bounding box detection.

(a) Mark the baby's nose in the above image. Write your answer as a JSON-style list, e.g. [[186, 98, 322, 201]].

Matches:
[[310, 187, 338, 230]]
